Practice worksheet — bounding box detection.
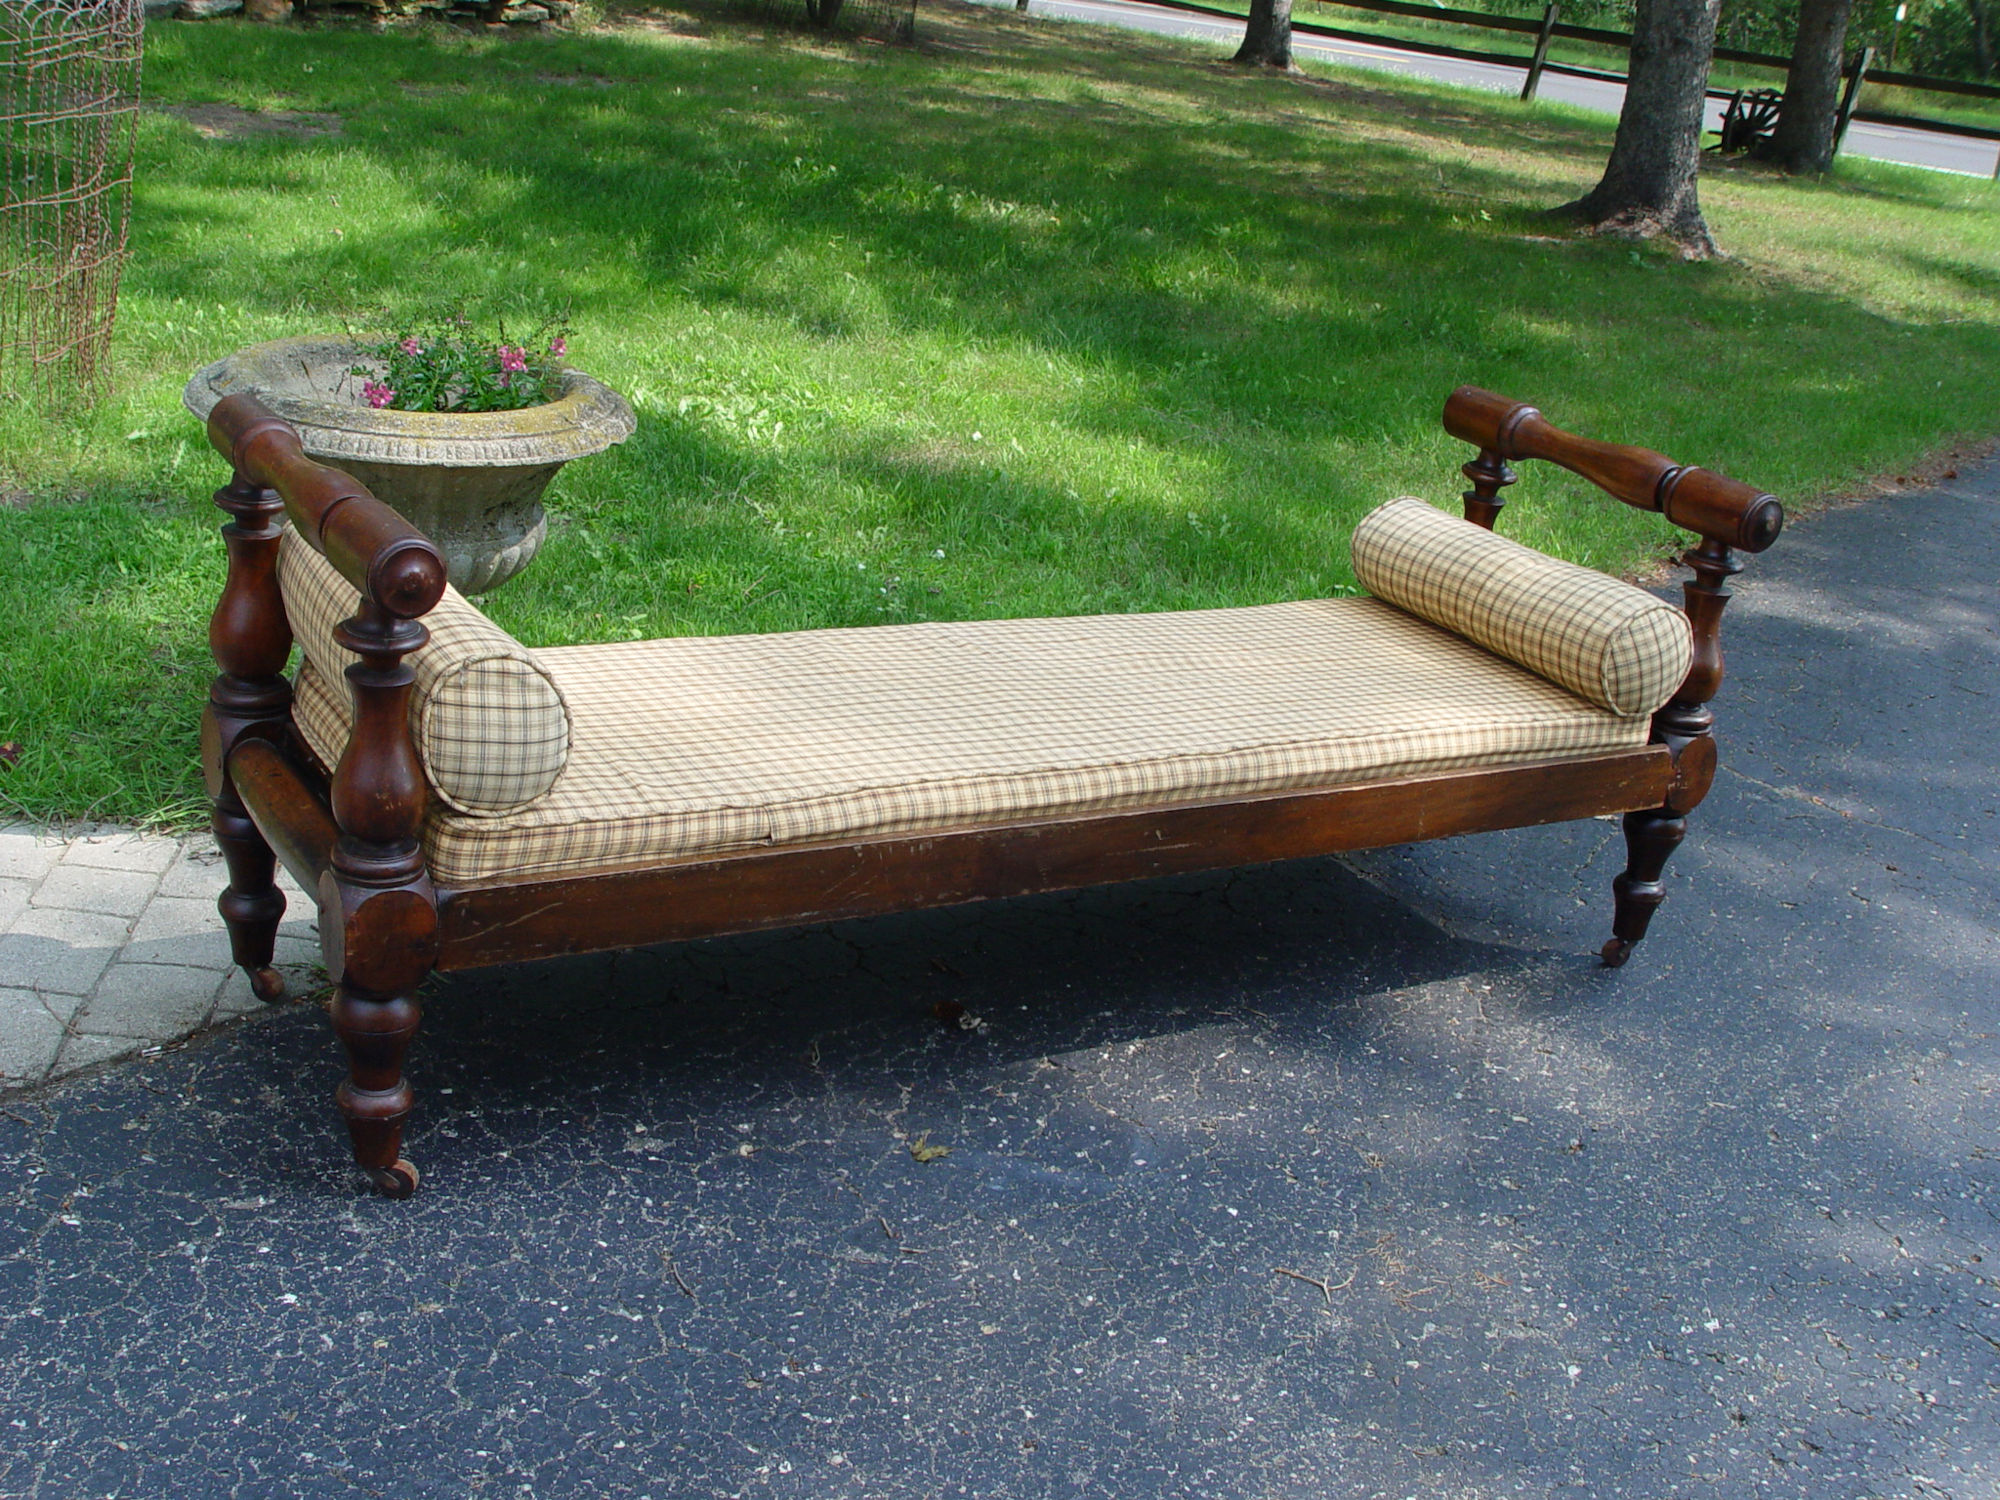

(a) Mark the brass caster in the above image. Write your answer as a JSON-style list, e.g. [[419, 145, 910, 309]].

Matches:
[[364, 1159, 420, 1198], [1599, 938, 1633, 969], [250, 966, 287, 1003]]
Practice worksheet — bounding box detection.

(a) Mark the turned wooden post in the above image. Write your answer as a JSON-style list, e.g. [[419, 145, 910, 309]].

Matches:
[[1461, 449, 1517, 530], [1441, 387, 1783, 965], [205, 394, 447, 1197], [1601, 535, 1738, 966], [320, 589, 440, 1199], [203, 470, 294, 1003]]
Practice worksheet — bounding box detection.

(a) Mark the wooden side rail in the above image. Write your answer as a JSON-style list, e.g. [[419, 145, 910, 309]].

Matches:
[[438, 751, 1677, 966], [1443, 384, 1784, 554], [228, 737, 340, 896]]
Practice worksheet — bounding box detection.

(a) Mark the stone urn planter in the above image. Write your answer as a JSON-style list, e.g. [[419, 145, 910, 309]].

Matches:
[[184, 336, 636, 594]]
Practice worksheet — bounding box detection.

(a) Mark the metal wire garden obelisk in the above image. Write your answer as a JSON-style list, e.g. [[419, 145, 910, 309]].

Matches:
[[1, 0, 142, 405]]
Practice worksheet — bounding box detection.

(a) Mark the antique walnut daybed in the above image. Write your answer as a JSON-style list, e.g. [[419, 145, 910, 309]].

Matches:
[[198, 386, 1783, 1196]]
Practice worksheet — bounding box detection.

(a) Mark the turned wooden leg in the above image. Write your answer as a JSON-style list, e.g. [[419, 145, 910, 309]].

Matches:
[[213, 792, 288, 1003], [1601, 807, 1688, 967], [331, 984, 423, 1198], [316, 591, 442, 1199], [204, 465, 293, 1006]]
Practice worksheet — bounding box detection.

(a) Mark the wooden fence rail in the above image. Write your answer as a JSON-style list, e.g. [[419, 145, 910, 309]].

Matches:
[[1103, 0, 2000, 169], [1203, 0, 2000, 100]]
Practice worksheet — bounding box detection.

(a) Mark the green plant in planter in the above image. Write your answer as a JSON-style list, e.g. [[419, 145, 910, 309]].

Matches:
[[349, 316, 572, 414]]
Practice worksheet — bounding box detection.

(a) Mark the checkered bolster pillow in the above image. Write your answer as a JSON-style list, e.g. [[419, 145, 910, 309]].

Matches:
[[278, 529, 571, 815], [1351, 497, 1691, 718]]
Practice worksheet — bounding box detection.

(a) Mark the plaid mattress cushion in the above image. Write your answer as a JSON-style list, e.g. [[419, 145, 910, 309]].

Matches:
[[329, 596, 1657, 886], [278, 529, 571, 814], [1351, 496, 1691, 717]]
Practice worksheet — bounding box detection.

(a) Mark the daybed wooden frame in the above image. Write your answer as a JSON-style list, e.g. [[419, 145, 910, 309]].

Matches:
[[198, 386, 1783, 1196]]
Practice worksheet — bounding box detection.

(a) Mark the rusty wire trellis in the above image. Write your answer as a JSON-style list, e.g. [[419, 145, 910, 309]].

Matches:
[[1, 0, 142, 405]]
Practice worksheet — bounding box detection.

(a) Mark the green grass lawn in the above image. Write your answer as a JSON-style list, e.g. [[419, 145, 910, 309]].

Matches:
[[2, 0, 1998, 827]]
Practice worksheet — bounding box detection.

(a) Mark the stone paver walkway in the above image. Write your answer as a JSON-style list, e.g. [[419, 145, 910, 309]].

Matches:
[[0, 823, 318, 1090]]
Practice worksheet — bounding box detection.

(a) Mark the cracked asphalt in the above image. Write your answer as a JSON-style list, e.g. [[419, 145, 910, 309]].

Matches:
[[2, 460, 1997, 1498]]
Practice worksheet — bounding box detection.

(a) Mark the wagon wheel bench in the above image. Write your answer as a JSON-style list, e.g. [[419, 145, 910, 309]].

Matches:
[[198, 385, 1782, 1196]]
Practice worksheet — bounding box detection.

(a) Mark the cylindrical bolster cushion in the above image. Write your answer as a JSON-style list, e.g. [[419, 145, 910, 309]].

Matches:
[[278, 528, 571, 814], [1351, 496, 1692, 718]]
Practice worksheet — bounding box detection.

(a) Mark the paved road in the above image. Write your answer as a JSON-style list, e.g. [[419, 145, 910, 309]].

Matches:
[[3, 456, 1998, 1495], [1002, 0, 2000, 179]]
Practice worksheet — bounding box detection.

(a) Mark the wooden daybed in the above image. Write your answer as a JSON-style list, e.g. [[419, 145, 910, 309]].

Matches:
[[197, 386, 1783, 1196]]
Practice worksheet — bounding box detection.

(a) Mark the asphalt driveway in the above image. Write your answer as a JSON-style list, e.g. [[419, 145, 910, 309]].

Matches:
[[1, 458, 1995, 1498]]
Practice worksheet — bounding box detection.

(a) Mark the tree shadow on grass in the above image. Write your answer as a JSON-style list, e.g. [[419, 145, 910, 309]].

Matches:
[[130, 0, 2000, 495], [23, 0, 1993, 825], [113, 2, 2000, 704]]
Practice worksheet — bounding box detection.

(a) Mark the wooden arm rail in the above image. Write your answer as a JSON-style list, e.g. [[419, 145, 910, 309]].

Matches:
[[1444, 384, 1784, 554], [197, 383, 1784, 1198], [205, 392, 447, 620]]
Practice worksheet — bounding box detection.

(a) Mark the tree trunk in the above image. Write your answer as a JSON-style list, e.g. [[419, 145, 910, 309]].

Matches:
[[1971, 0, 1996, 79], [1559, 0, 1724, 257], [1234, 0, 1295, 68], [1761, 0, 1856, 172]]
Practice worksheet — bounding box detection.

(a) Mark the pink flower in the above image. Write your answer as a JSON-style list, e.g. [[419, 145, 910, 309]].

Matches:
[[548, 335, 567, 357], [399, 336, 422, 357], [498, 345, 528, 374], [497, 372, 512, 388], [362, 380, 396, 409]]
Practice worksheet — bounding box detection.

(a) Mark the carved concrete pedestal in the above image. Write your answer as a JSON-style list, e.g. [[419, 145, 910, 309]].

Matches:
[[184, 337, 634, 594]]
